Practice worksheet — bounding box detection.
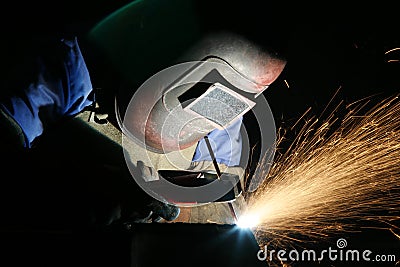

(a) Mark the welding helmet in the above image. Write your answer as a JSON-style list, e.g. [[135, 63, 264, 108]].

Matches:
[[86, 0, 286, 199]]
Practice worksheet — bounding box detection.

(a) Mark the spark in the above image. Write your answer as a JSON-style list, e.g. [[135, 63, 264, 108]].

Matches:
[[385, 47, 400, 54], [241, 95, 400, 248], [283, 79, 290, 88], [319, 86, 342, 119], [290, 106, 311, 131], [391, 229, 400, 240], [385, 47, 400, 63]]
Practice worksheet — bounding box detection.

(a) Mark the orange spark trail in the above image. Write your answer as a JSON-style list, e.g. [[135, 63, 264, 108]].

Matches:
[[241, 95, 400, 248]]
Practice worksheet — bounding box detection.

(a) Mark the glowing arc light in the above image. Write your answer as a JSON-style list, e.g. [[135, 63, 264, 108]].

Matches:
[[237, 213, 261, 229]]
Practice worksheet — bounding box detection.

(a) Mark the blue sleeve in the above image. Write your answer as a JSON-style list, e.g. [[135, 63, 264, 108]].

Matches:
[[0, 37, 94, 148], [192, 117, 243, 167]]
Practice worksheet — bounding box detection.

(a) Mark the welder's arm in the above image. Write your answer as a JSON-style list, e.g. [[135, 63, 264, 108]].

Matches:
[[192, 117, 243, 167], [189, 117, 245, 185], [0, 36, 94, 149]]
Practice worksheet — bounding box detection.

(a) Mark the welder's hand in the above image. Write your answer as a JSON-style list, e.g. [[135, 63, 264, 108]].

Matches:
[[123, 197, 180, 223], [147, 199, 180, 222], [121, 161, 180, 223], [87, 162, 180, 227]]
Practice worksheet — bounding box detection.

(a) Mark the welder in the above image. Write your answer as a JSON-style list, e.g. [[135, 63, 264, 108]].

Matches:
[[0, 0, 287, 226], [87, 0, 287, 223]]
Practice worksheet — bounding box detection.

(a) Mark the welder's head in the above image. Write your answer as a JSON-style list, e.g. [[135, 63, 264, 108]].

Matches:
[[87, 0, 286, 154], [121, 32, 286, 153]]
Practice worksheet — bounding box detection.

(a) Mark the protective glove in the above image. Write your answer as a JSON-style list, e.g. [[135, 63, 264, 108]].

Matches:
[[118, 161, 181, 224]]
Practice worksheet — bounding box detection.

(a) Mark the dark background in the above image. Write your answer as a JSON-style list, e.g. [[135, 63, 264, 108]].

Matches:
[[0, 0, 399, 266], [2, 0, 399, 114]]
